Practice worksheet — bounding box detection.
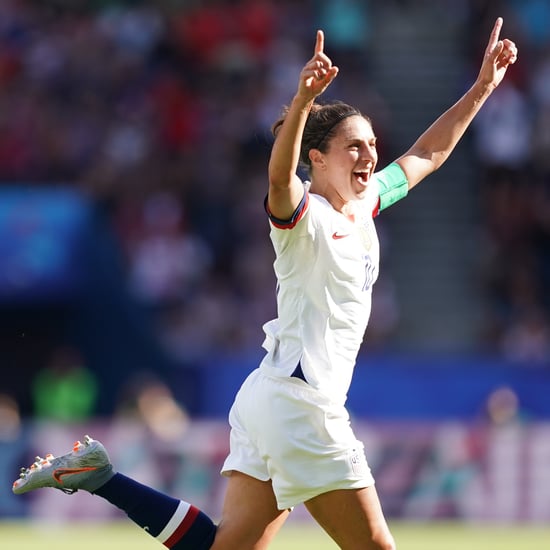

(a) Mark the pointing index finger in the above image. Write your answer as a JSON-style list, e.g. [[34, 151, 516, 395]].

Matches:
[[487, 17, 503, 52], [315, 30, 324, 55]]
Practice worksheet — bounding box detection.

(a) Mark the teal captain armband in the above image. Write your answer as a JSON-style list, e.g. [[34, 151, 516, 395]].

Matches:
[[376, 162, 409, 212]]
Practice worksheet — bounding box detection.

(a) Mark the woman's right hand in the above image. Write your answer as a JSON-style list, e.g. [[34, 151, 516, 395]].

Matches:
[[296, 30, 339, 102]]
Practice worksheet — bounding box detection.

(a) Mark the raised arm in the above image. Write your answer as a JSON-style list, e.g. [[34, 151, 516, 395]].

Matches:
[[396, 17, 518, 189], [267, 30, 338, 220]]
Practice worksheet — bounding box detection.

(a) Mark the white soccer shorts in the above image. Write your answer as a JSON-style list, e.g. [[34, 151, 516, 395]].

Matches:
[[221, 367, 375, 510]]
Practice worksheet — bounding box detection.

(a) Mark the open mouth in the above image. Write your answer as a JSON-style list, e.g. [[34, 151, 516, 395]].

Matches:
[[353, 170, 370, 186]]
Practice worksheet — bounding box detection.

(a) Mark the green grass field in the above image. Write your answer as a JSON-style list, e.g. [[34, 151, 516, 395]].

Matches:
[[2, 520, 549, 549]]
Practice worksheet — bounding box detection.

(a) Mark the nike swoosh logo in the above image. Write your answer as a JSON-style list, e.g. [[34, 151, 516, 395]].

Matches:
[[332, 232, 350, 240], [53, 467, 98, 483]]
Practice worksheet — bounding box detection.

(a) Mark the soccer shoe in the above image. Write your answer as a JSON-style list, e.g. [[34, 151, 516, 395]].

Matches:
[[12, 435, 115, 495]]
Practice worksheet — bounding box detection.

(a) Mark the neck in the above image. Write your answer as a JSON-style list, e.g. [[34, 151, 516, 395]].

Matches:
[[310, 180, 355, 221]]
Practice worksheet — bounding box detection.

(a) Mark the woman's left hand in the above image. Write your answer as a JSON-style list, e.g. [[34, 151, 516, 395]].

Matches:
[[477, 17, 518, 90]]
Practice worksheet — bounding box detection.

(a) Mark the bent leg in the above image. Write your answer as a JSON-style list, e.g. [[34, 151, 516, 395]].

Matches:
[[305, 485, 395, 550], [94, 473, 217, 549], [211, 471, 290, 550]]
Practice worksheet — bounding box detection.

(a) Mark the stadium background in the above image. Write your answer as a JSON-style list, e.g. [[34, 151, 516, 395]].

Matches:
[[1, 0, 550, 535]]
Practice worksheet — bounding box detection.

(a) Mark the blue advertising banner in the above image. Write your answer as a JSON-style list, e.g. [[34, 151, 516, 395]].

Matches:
[[0, 188, 90, 302]]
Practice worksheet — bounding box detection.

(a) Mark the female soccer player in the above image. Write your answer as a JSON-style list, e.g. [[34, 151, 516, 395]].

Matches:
[[13, 17, 517, 550]]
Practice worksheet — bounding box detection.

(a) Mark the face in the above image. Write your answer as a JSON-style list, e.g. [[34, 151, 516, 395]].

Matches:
[[312, 115, 378, 203]]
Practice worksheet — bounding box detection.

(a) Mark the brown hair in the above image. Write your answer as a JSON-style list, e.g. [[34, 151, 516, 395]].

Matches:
[[271, 101, 370, 172]]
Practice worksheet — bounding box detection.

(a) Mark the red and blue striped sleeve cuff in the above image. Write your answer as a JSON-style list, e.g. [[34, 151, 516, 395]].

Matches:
[[264, 190, 309, 229]]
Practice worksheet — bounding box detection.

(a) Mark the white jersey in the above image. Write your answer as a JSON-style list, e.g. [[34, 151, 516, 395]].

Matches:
[[260, 163, 408, 405]]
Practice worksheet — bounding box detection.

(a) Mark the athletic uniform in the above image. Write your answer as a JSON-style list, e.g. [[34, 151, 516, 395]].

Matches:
[[222, 162, 409, 510]]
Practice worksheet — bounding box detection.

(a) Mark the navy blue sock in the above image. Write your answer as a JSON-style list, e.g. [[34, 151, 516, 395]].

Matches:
[[94, 473, 216, 549]]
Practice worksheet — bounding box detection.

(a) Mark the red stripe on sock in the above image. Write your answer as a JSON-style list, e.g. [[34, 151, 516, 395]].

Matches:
[[164, 505, 200, 548]]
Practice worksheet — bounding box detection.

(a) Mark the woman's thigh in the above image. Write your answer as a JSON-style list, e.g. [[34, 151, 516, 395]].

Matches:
[[211, 471, 290, 550], [305, 485, 396, 550]]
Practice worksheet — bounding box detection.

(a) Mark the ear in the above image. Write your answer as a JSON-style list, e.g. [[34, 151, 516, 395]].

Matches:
[[309, 148, 326, 170]]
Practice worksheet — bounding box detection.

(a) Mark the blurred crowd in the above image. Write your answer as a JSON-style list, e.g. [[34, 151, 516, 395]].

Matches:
[[0, 0, 549, 378], [466, 0, 550, 364]]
